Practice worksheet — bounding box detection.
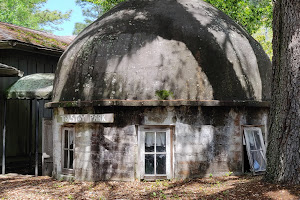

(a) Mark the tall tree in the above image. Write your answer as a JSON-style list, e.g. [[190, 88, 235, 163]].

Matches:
[[204, 0, 272, 34], [0, 0, 71, 32], [265, 0, 300, 184], [75, 0, 272, 34], [83, 0, 125, 13], [204, 0, 273, 58], [73, 0, 102, 35], [73, 0, 124, 34]]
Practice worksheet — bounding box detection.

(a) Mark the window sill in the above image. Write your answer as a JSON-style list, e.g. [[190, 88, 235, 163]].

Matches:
[[57, 173, 75, 181], [143, 175, 167, 181]]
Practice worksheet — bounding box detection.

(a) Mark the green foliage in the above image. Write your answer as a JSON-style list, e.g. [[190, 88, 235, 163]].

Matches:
[[0, 0, 71, 32], [80, 0, 273, 35], [73, 0, 125, 34], [152, 192, 157, 197], [225, 171, 233, 177], [253, 27, 273, 59], [203, 0, 272, 34], [153, 179, 169, 187], [73, 0, 103, 34], [74, 0, 273, 56], [67, 194, 74, 199], [155, 90, 174, 100], [83, 0, 126, 13], [159, 190, 167, 199], [54, 183, 64, 188], [214, 181, 221, 187], [73, 22, 90, 35], [204, 0, 273, 57]]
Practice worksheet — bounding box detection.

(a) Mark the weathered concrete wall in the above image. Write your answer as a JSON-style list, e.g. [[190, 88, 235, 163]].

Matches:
[[175, 109, 242, 178], [42, 118, 53, 176], [74, 124, 136, 181], [52, 108, 64, 178], [52, 106, 268, 181]]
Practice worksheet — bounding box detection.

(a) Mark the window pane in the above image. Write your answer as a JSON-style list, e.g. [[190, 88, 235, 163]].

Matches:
[[145, 154, 154, 174], [254, 131, 263, 150], [156, 132, 166, 152], [64, 150, 68, 168], [156, 154, 166, 174], [251, 150, 266, 172], [69, 131, 74, 150], [145, 132, 155, 152], [69, 151, 74, 169], [248, 132, 256, 150], [64, 130, 68, 148]]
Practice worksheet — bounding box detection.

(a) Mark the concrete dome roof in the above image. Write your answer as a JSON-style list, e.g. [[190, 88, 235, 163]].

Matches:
[[53, 0, 271, 102]]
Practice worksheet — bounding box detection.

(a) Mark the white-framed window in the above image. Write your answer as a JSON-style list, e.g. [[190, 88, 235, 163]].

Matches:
[[138, 126, 172, 180], [243, 127, 266, 174], [62, 127, 75, 173]]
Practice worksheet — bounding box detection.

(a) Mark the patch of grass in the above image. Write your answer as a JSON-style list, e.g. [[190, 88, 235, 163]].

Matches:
[[159, 190, 167, 199], [155, 90, 174, 100], [225, 171, 233, 177], [151, 192, 157, 197], [223, 190, 229, 196], [213, 181, 221, 187], [54, 183, 64, 188]]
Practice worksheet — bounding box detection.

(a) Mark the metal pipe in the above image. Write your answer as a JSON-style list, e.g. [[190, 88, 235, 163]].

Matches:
[[2, 100, 6, 175], [35, 100, 39, 177]]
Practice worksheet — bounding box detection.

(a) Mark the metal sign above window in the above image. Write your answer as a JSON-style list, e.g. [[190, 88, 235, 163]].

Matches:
[[58, 114, 114, 123]]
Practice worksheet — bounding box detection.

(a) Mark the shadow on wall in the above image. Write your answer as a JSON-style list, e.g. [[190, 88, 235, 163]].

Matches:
[[54, 0, 271, 181], [73, 106, 248, 180], [75, 123, 136, 181], [174, 106, 242, 179], [53, 0, 270, 102]]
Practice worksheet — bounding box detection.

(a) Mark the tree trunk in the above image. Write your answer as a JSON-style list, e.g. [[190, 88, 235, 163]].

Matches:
[[265, 0, 300, 184]]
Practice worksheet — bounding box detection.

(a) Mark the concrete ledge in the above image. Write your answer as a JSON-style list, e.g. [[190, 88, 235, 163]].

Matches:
[[45, 99, 270, 108]]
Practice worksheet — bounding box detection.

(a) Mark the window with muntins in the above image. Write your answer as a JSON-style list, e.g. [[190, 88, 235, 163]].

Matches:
[[145, 131, 167, 175], [139, 127, 172, 180], [62, 127, 75, 171]]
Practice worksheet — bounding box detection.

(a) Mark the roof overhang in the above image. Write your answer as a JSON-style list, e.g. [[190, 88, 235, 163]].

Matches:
[[0, 63, 23, 77], [6, 73, 54, 100], [0, 40, 63, 57]]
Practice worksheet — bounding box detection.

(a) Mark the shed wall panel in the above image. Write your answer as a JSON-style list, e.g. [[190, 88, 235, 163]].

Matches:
[[0, 49, 59, 172]]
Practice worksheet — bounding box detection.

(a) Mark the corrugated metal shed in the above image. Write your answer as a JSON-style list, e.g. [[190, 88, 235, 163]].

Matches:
[[6, 73, 54, 99], [0, 63, 23, 77]]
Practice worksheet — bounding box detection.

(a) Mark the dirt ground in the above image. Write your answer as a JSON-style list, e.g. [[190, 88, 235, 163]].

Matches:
[[0, 174, 299, 200]]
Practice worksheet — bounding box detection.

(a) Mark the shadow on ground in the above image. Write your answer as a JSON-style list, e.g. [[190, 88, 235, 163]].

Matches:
[[0, 175, 299, 199]]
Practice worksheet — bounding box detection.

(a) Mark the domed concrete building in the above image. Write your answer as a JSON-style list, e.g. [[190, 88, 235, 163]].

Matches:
[[47, 0, 271, 181]]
